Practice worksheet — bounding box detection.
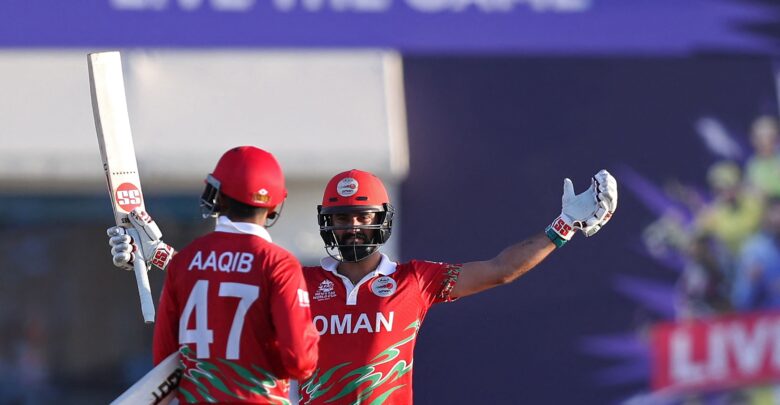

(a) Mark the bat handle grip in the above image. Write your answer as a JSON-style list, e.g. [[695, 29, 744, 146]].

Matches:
[[127, 228, 156, 323]]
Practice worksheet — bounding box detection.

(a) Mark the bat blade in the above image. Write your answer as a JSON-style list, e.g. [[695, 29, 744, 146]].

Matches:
[[89, 51, 146, 225], [110, 352, 181, 405], [89, 51, 155, 323]]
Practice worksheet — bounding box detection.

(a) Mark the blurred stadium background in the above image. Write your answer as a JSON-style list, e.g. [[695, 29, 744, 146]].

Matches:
[[3, 1, 780, 404]]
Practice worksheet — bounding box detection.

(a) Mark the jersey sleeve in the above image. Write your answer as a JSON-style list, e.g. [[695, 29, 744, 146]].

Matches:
[[411, 260, 463, 307], [153, 256, 181, 365], [268, 254, 319, 380]]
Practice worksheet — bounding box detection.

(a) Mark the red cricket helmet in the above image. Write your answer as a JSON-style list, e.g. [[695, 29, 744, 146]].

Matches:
[[320, 169, 390, 213], [200, 146, 287, 220], [317, 169, 394, 262]]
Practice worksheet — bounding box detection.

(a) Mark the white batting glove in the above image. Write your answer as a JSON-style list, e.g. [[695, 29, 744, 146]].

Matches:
[[581, 169, 618, 237], [546, 169, 617, 247], [107, 227, 135, 271], [106, 208, 174, 271]]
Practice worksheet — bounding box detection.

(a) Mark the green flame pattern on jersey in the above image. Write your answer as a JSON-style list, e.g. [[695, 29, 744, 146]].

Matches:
[[299, 320, 421, 404], [176, 346, 291, 404]]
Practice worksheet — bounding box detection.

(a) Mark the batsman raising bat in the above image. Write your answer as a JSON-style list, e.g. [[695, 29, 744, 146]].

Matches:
[[110, 146, 319, 404], [109, 166, 617, 404]]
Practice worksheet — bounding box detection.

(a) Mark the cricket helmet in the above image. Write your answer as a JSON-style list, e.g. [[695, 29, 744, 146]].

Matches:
[[318, 169, 394, 262], [200, 146, 287, 220]]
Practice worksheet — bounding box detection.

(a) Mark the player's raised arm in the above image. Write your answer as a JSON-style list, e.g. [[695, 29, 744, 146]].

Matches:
[[450, 169, 617, 299]]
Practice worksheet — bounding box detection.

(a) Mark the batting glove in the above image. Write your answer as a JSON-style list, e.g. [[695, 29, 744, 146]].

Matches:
[[582, 169, 617, 237], [107, 208, 174, 271], [546, 169, 617, 247]]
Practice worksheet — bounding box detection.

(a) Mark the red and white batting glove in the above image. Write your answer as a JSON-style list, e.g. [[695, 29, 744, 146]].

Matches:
[[546, 169, 617, 247], [107, 208, 175, 271]]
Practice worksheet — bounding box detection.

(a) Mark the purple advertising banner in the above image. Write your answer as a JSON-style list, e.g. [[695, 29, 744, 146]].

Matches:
[[0, 0, 777, 53]]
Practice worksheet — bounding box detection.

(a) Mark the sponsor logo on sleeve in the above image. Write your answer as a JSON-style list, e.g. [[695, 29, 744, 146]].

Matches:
[[297, 289, 311, 307]]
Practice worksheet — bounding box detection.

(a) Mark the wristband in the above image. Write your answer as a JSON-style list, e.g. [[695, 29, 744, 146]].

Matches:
[[546, 216, 574, 248], [150, 243, 175, 270], [545, 226, 568, 248]]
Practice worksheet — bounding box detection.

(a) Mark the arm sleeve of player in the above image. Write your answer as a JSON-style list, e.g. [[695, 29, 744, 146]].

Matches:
[[412, 260, 462, 307], [269, 255, 319, 380], [153, 260, 180, 365]]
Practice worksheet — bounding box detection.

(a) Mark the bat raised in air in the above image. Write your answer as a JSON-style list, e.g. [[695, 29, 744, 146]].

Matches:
[[88, 51, 155, 323]]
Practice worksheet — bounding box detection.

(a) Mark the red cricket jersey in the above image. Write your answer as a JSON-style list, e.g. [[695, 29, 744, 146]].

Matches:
[[154, 217, 319, 404], [298, 254, 461, 404]]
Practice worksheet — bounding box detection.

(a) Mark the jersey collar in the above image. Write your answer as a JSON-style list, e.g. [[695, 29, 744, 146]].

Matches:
[[320, 253, 398, 306], [319, 253, 397, 276], [214, 216, 272, 243]]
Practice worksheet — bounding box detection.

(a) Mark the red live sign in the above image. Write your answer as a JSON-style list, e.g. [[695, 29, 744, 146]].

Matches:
[[651, 311, 780, 392]]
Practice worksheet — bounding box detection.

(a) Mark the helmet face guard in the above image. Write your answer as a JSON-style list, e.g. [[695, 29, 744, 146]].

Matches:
[[200, 174, 221, 219], [318, 203, 394, 262], [318, 170, 394, 262]]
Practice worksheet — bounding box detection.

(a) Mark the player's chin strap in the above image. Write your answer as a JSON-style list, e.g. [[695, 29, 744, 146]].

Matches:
[[546, 169, 617, 247], [108, 208, 174, 271]]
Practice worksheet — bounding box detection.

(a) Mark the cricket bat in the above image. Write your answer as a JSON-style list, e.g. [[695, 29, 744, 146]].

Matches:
[[110, 352, 182, 405], [88, 51, 155, 323]]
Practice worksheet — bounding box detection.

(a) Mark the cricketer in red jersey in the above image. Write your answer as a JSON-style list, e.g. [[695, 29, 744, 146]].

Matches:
[[110, 166, 617, 404], [109, 146, 319, 404], [155, 216, 319, 404], [299, 256, 459, 404], [295, 169, 617, 404]]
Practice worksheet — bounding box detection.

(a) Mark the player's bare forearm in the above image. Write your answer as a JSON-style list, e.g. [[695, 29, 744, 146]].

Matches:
[[450, 233, 555, 298]]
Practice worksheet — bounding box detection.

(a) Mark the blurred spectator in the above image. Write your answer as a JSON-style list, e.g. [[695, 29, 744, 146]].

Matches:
[[732, 197, 780, 310], [640, 207, 733, 318], [676, 234, 732, 318], [642, 208, 691, 259], [0, 314, 54, 404], [695, 160, 764, 256], [745, 115, 780, 199]]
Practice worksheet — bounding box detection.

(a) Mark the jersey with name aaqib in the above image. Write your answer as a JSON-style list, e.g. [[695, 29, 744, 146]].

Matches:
[[154, 217, 319, 404], [299, 254, 461, 405]]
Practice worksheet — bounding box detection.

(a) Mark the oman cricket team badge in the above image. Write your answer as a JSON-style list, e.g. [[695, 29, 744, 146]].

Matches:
[[337, 177, 359, 197], [371, 276, 397, 297]]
